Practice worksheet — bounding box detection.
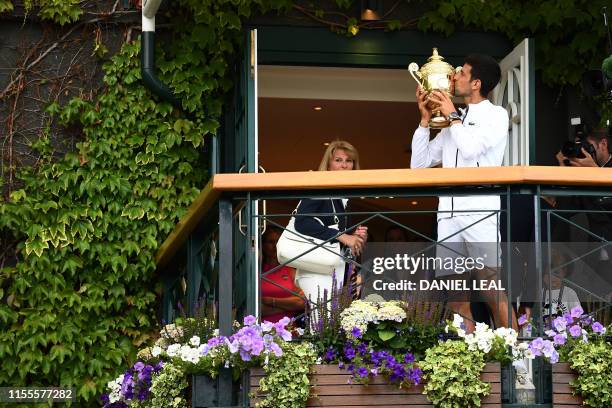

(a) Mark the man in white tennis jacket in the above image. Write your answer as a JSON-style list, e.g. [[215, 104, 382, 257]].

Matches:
[[410, 54, 515, 332]]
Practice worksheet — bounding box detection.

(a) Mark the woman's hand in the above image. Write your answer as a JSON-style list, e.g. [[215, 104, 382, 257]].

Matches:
[[354, 225, 368, 241], [338, 233, 364, 257]]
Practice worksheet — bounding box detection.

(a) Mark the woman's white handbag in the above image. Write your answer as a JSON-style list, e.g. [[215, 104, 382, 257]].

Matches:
[[276, 201, 344, 275]]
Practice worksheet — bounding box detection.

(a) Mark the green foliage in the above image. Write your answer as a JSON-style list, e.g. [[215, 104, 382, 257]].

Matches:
[[420, 340, 490, 408], [0, 0, 13, 13], [568, 340, 612, 408], [149, 363, 189, 408], [19, 0, 82, 24], [0, 1, 289, 405], [362, 319, 445, 360], [37, 0, 82, 25], [417, 0, 611, 86], [0, 38, 205, 404], [255, 342, 317, 408]]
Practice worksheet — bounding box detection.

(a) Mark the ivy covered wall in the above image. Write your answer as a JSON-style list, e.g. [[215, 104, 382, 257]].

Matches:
[[0, 0, 610, 406]]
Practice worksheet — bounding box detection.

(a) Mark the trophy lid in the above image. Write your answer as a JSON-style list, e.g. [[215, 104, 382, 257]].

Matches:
[[421, 48, 454, 75]]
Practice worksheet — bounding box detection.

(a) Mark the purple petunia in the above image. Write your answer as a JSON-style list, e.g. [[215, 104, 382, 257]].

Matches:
[[528, 337, 544, 357], [344, 345, 356, 360], [404, 353, 415, 364], [356, 342, 368, 356], [408, 367, 423, 385], [569, 324, 582, 338], [570, 306, 584, 319], [244, 315, 257, 326], [592, 322, 606, 334], [356, 366, 369, 378], [553, 333, 567, 346], [324, 347, 336, 362], [552, 316, 567, 332], [550, 350, 560, 364], [518, 314, 528, 326], [351, 327, 362, 338]]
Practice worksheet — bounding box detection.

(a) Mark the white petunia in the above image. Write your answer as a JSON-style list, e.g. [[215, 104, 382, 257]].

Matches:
[[166, 343, 181, 357], [151, 346, 162, 357], [189, 336, 201, 347], [452, 314, 464, 329]]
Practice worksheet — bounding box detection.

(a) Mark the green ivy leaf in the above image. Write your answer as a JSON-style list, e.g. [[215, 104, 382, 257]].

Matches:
[[377, 330, 396, 341]]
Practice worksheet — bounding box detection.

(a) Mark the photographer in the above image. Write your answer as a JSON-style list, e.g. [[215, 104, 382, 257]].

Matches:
[[556, 126, 611, 169], [554, 125, 612, 287]]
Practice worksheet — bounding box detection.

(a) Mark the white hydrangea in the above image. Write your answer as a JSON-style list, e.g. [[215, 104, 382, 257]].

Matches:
[[340, 300, 409, 334], [340, 300, 380, 333], [376, 301, 406, 323]]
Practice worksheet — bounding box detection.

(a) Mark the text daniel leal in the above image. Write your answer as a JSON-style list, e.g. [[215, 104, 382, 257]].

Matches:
[[372, 279, 506, 291]]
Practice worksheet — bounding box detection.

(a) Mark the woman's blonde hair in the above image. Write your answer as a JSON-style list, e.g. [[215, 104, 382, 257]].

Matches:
[[318, 140, 360, 171]]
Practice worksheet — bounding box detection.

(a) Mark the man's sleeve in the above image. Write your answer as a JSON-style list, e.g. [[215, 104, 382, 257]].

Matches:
[[410, 126, 444, 168], [449, 109, 509, 161]]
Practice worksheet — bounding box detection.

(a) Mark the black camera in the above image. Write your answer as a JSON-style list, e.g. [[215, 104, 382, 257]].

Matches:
[[560, 122, 597, 162], [561, 139, 597, 159]]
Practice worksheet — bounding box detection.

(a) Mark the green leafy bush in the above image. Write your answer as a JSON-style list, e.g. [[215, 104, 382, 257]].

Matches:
[[0, 1, 290, 405], [568, 340, 612, 408], [420, 340, 490, 408], [255, 341, 317, 408]]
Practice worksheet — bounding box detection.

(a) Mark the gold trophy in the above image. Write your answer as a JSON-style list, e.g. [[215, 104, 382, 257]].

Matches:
[[408, 48, 461, 128]]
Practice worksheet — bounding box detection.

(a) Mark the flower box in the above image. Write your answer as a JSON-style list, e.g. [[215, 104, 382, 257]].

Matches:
[[192, 369, 242, 407], [552, 363, 586, 407], [250, 363, 502, 407]]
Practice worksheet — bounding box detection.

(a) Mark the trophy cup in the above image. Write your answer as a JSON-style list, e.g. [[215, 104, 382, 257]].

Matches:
[[408, 48, 461, 128]]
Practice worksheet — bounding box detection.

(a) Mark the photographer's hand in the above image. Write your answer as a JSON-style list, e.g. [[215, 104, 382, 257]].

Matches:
[[568, 148, 598, 167], [555, 151, 568, 166]]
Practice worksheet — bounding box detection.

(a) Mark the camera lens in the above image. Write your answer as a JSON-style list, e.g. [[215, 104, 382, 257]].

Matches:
[[561, 141, 579, 158]]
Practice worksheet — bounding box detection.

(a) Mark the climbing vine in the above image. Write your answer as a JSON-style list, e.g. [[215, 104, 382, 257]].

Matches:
[[418, 0, 611, 86], [0, 0, 610, 406], [0, 0, 289, 405]]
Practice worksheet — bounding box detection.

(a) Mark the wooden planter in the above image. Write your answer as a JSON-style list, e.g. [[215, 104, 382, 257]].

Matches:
[[251, 363, 501, 407], [552, 363, 586, 407]]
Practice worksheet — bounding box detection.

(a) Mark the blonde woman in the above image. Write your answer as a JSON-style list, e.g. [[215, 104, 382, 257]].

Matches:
[[293, 141, 367, 310]]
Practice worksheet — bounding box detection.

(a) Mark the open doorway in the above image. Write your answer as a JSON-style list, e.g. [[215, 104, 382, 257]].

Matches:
[[257, 64, 437, 242]]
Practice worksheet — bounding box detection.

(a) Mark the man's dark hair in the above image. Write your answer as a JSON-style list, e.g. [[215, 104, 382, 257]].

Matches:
[[464, 54, 501, 97], [587, 127, 610, 152]]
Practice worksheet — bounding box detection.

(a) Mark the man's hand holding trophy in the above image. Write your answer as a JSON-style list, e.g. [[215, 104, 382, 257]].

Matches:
[[409, 48, 462, 128]]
